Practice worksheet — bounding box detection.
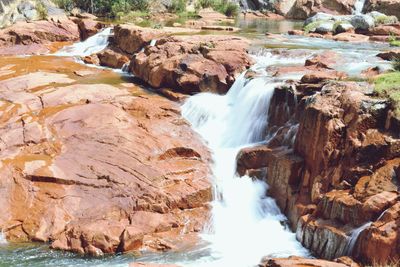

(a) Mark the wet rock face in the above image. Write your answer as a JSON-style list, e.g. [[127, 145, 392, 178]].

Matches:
[[0, 58, 212, 255], [128, 34, 253, 94], [237, 78, 400, 264]]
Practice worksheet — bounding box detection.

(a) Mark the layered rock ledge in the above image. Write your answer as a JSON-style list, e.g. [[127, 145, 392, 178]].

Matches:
[[237, 71, 400, 264]]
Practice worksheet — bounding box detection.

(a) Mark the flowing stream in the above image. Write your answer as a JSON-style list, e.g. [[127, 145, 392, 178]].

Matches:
[[181, 53, 310, 266], [0, 18, 394, 267], [353, 0, 366, 14]]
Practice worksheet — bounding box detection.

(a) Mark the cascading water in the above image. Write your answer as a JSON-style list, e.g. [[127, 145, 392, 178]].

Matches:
[[0, 231, 7, 245], [345, 222, 372, 255], [181, 52, 309, 266], [54, 27, 112, 57], [353, 0, 366, 14]]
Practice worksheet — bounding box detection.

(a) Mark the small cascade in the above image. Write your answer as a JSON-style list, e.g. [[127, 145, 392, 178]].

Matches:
[[353, 0, 366, 14], [121, 62, 130, 73], [149, 39, 157, 47], [345, 222, 372, 255], [0, 230, 7, 245], [55, 27, 112, 57], [182, 52, 309, 266]]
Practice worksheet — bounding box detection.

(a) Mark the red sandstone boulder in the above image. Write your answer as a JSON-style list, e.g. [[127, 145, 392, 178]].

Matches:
[[97, 48, 130, 69], [129, 35, 253, 94], [72, 17, 105, 40], [260, 256, 351, 267], [0, 19, 80, 55]]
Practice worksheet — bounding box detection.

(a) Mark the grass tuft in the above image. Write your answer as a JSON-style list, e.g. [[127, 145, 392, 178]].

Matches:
[[374, 72, 400, 116]]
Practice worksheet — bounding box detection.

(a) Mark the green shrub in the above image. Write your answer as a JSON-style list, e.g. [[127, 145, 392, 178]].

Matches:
[[53, 0, 74, 11], [169, 0, 186, 13], [196, 0, 216, 9], [111, 0, 130, 17], [374, 72, 400, 116], [303, 21, 323, 34], [220, 1, 238, 17], [131, 0, 149, 11], [36, 0, 48, 20], [375, 15, 398, 25]]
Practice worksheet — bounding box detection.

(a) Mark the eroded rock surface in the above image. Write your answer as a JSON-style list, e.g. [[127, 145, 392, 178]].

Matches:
[[237, 75, 400, 264], [0, 57, 212, 256]]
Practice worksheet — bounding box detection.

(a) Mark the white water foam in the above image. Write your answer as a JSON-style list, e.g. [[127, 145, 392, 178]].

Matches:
[[181, 53, 309, 266], [54, 27, 112, 57], [353, 0, 366, 14], [0, 231, 7, 245]]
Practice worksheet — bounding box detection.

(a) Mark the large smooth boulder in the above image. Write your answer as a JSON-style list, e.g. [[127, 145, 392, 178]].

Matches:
[[0, 57, 212, 255]]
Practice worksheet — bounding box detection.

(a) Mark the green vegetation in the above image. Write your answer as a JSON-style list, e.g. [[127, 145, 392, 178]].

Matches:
[[374, 71, 400, 116], [389, 33, 400, 47], [36, 0, 48, 19], [303, 21, 322, 34], [375, 15, 398, 25], [54, 0, 149, 17], [168, 0, 187, 13], [196, 0, 239, 17]]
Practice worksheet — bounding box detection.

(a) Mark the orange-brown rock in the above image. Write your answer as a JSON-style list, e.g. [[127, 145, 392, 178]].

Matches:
[[369, 24, 400, 36], [72, 17, 106, 40], [236, 80, 400, 264], [97, 48, 130, 69], [0, 56, 212, 255], [365, 0, 400, 19], [129, 35, 253, 94], [260, 256, 351, 267], [0, 19, 80, 55]]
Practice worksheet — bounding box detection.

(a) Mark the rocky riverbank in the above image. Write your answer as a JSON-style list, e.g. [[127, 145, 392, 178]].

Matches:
[[236, 55, 400, 265]]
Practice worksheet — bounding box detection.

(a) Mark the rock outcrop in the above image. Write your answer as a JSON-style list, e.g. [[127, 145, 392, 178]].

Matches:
[[96, 25, 253, 95], [236, 67, 400, 264], [0, 18, 80, 55], [0, 55, 212, 256]]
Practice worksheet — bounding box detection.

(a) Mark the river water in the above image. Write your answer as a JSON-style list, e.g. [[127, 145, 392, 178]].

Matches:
[[0, 18, 392, 267]]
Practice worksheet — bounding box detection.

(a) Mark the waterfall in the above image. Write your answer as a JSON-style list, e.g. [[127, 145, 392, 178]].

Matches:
[[54, 27, 112, 57], [353, 0, 366, 14], [0, 230, 7, 245], [181, 53, 309, 266], [345, 222, 372, 255]]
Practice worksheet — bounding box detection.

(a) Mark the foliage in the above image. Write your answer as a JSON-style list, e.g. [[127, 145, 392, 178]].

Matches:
[[53, 0, 74, 11], [36, 0, 48, 20], [220, 1, 239, 17], [389, 33, 400, 47], [303, 21, 322, 34], [53, 0, 149, 17], [196, 0, 239, 17], [375, 15, 398, 25], [374, 72, 400, 116], [168, 0, 187, 13]]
